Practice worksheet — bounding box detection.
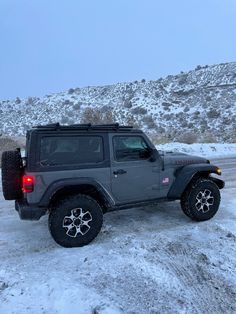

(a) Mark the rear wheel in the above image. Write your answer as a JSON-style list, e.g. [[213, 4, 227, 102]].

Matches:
[[1, 150, 23, 200], [48, 194, 103, 247], [181, 179, 221, 221]]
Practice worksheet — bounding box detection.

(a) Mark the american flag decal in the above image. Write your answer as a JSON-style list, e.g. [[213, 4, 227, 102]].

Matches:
[[162, 177, 170, 185]]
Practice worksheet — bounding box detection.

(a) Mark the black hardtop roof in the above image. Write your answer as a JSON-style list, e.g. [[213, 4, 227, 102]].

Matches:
[[30, 123, 142, 133]]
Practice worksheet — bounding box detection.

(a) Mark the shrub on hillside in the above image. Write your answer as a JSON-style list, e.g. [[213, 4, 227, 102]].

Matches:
[[207, 109, 220, 119], [162, 102, 171, 107], [15, 97, 21, 104], [146, 132, 171, 145], [66, 110, 74, 117], [123, 100, 132, 108], [26, 97, 34, 105], [179, 74, 188, 86], [142, 115, 156, 129], [0, 136, 20, 150], [124, 115, 140, 128], [81, 107, 115, 124], [61, 116, 70, 124], [176, 132, 198, 144], [131, 107, 147, 115], [63, 100, 72, 105], [0, 136, 25, 166], [73, 103, 81, 110], [200, 132, 217, 143]]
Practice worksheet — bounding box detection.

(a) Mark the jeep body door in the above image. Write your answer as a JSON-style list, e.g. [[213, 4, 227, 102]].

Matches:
[[109, 133, 161, 203]]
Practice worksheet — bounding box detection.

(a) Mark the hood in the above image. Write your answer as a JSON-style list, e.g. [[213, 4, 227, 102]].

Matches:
[[160, 150, 208, 166]]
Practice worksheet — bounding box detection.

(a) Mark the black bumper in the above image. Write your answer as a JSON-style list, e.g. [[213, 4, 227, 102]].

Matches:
[[15, 199, 47, 220]]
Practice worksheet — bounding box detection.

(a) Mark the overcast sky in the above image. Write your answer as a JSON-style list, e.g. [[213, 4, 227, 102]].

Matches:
[[0, 0, 235, 99]]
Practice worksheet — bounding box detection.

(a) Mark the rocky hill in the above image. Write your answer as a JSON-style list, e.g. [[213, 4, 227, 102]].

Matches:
[[0, 62, 235, 142]]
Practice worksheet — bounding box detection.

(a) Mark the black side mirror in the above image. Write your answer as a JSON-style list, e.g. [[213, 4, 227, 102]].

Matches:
[[149, 148, 159, 162]]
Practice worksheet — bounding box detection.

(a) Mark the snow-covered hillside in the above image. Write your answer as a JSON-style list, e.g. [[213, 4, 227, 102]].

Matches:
[[0, 62, 236, 142]]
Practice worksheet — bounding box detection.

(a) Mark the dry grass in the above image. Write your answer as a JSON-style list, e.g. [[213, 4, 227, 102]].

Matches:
[[0, 136, 25, 167]]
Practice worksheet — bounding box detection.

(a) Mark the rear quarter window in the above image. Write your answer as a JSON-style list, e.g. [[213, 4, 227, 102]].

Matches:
[[40, 136, 104, 166]]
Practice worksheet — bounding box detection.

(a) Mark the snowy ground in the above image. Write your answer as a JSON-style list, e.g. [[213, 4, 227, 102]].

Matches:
[[0, 157, 236, 314], [157, 143, 236, 158]]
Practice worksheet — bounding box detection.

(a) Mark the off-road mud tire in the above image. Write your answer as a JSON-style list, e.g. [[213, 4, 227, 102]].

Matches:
[[48, 194, 103, 247], [1, 150, 23, 200], [181, 179, 221, 221]]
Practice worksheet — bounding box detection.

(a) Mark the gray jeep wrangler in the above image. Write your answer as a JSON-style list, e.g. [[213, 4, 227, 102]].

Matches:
[[1, 123, 224, 247]]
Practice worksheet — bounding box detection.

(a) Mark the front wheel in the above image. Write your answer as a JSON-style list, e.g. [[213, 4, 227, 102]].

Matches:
[[48, 194, 103, 247], [181, 179, 221, 221]]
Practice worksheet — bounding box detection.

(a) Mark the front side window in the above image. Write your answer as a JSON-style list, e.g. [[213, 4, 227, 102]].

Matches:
[[113, 136, 151, 161], [40, 136, 104, 166]]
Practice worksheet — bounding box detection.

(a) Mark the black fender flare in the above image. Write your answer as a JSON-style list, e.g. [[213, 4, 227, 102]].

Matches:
[[167, 163, 223, 199], [38, 177, 115, 208]]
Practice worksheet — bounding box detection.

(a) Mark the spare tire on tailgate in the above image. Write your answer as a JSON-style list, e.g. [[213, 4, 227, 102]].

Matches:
[[1, 150, 23, 200]]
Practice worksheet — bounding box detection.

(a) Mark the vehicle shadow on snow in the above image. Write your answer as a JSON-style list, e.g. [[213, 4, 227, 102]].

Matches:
[[101, 201, 189, 236]]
